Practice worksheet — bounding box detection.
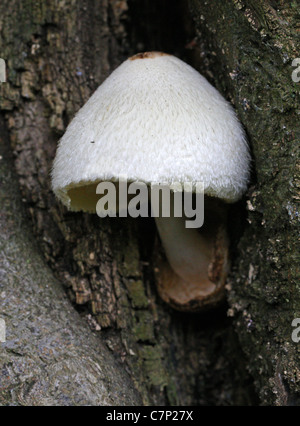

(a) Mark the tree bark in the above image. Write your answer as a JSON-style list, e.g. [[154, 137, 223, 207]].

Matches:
[[189, 0, 300, 405], [0, 0, 298, 406], [0, 115, 142, 406]]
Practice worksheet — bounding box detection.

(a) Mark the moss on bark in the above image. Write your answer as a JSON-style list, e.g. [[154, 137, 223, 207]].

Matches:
[[190, 0, 300, 405]]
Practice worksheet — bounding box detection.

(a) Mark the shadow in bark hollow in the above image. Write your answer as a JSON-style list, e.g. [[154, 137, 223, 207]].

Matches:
[[126, 0, 196, 62]]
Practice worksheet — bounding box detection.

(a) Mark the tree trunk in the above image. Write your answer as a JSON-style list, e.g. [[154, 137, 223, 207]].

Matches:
[[0, 115, 141, 405], [0, 0, 298, 406], [189, 0, 300, 405]]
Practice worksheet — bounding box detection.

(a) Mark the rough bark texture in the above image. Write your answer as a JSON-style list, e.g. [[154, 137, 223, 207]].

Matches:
[[0, 116, 142, 406], [0, 0, 298, 406], [189, 0, 300, 405]]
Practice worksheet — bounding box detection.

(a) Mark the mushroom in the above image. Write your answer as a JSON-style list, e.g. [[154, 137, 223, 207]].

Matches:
[[52, 51, 250, 311]]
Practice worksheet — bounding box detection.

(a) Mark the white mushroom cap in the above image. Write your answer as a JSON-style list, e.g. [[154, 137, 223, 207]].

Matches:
[[52, 52, 250, 212]]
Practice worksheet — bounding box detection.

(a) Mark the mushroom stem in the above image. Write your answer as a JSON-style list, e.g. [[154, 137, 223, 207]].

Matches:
[[154, 215, 212, 286], [153, 195, 229, 303]]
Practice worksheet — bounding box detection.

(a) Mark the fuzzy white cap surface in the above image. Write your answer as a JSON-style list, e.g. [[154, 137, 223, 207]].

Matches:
[[52, 52, 250, 212]]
